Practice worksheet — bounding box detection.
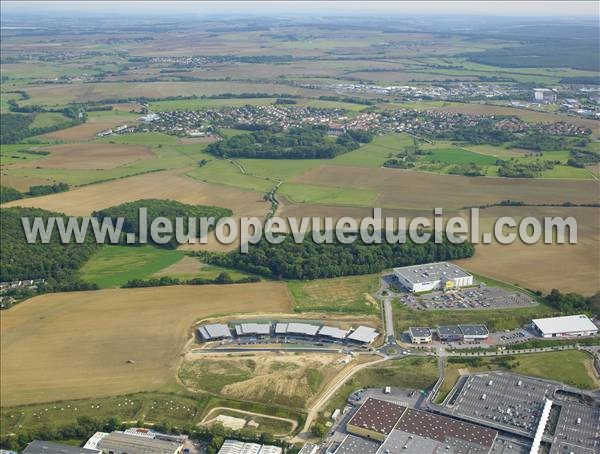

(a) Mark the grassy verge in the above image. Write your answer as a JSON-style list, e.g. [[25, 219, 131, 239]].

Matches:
[[393, 301, 555, 333], [323, 357, 438, 416], [288, 274, 379, 314]]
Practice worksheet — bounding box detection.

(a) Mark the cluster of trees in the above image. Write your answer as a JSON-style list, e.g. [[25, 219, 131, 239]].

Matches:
[[200, 232, 474, 280], [123, 272, 259, 288], [0, 183, 69, 203], [93, 199, 232, 249], [0, 186, 24, 203], [544, 289, 600, 317], [29, 182, 70, 197], [383, 157, 415, 169], [567, 147, 599, 168], [497, 159, 556, 178], [1, 110, 84, 144], [206, 126, 372, 159], [0, 207, 99, 291], [0, 113, 33, 144], [431, 119, 513, 145], [448, 163, 485, 176], [511, 133, 574, 152]]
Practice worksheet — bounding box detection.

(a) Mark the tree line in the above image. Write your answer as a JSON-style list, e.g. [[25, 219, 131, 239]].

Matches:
[[198, 232, 475, 280]]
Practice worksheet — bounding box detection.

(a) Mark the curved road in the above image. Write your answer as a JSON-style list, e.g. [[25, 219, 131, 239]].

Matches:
[[296, 356, 390, 440]]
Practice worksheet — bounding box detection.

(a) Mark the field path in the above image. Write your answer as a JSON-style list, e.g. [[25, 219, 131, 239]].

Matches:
[[296, 355, 389, 439], [200, 406, 298, 435]]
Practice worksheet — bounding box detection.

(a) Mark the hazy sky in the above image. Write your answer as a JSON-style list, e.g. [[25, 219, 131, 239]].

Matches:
[[2, 1, 598, 18]]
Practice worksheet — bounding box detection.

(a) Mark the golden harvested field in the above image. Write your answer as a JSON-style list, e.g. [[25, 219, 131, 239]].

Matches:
[[0, 173, 53, 191], [20, 81, 322, 106], [42, 122, 128, 141], [3, 169, 269, 218], [292, 165, 599, 209], [458, 206, 600, 295], [15, 143, 153, 170], [180, 352, 349, 409], [0, 283, 292, 406]]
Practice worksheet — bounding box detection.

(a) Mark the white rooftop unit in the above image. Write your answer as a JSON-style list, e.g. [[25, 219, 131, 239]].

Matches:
[[347, 326, 379, 344], [83, 432, 109, 450], [275, 323, 288, 334], [234, 323, 271, 336], [285, 322, 319, 336], [198, 323, 232, 340], [532, 315, 598, 338], [318, 325, 349, 340]]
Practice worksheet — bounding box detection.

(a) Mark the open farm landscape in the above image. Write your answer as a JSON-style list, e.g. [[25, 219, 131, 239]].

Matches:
[[1, 3, 599, 452]]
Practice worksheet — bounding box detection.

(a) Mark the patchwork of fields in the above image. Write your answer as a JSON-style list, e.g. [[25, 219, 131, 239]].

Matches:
[[1, 13, 599, 434]]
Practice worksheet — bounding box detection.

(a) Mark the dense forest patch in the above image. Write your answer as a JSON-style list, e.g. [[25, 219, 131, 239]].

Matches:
[[199, 232, 474, 279], [93, 199, 232, 249], [0, 207, 100, 294], [207, 126, 373, 159]]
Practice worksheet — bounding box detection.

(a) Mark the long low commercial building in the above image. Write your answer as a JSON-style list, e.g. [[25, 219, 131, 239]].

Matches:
[[532, 314, 598, 338], [198, 323, 232, 341], [197, 321, 379, 345], [217, 439, 282, 454], [394, 262, 473, 293], [437, 324, 489, 342]]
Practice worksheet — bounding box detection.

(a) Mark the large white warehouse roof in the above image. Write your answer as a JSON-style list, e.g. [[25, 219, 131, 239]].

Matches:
[[532, 314, 597, 335]]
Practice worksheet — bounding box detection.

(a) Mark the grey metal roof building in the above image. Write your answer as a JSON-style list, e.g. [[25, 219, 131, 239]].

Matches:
[[334, 435, 380, 454], [198, 323, 232, 340], [459, 324, 489, 339], [318, 325, 349, 340], [97, 432, 183, 454], [234, 323, 271, 336], [346, 326, 379, 344], [437, 325, 463, 340], [23, 441, 100, 454], [281, 322, 320, 336], [394, 262, 472, 285]]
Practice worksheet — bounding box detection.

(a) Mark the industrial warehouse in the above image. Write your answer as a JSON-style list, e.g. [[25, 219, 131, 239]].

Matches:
[[439, 372, 600, 454], [197, 321, 380, 345], [330, 370, 600, 454], [336, 397, 500, 454], [393, 262, 473, 293], [531, 314, 598, 338]]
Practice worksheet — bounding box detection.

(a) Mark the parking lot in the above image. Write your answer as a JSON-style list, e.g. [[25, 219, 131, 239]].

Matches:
[[398, 285, 534, 310]]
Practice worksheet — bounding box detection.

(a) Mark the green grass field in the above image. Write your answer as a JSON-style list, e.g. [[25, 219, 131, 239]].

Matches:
[[28, 112, 72, 130], [288, 274, 379, 314], [393, 301, 555, 333], [0, 391, 201, 436], [323, 357, 438, 415], [80, 245, 184, 288], [279, 182, 378, 206], [420, 147, 499, 165]]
